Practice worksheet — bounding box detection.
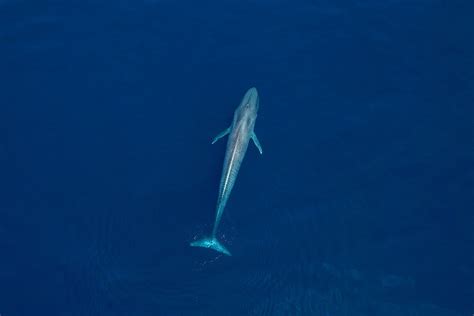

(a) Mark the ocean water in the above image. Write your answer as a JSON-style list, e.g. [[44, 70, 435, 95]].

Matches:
[[1, 0, 473, 315]]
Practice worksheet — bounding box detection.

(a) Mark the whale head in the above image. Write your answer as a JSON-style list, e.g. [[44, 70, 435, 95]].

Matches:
[[241, 87, 259, 113]]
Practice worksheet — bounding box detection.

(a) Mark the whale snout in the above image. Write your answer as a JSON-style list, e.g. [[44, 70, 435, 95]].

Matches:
[[244, 87, 259, 111]]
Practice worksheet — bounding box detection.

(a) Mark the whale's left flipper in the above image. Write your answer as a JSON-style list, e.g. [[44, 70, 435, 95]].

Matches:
[[190, 237, 231, 256], [212, 127, 231, 144], [251, 132, 263, 154]]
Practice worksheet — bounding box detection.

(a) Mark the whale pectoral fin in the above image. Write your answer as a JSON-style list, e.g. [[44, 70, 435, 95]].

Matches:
[[252, 132, 263, 154], [212, 127, 231, 144]]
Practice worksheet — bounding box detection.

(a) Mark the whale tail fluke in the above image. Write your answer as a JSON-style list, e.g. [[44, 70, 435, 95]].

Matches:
[[190, 237, 231, 256]]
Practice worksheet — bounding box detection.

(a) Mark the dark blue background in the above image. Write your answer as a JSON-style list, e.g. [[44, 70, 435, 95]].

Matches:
[[1, 0, 473, 315]]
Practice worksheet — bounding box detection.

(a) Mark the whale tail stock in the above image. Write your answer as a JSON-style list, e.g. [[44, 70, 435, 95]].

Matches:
[[190, 236, 231, 256]]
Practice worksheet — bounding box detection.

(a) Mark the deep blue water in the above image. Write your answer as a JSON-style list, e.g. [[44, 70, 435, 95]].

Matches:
[[1, 0, 473, 315]]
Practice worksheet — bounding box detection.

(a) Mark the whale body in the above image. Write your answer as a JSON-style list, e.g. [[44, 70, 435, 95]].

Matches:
[[190, 87, 263, 256]]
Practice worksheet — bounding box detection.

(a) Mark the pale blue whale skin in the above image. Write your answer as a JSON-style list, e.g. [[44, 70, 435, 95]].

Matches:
[[190, 87, 263, 256]]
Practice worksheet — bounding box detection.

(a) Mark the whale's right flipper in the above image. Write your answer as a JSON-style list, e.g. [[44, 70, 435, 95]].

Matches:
[[251, 132, 263, 154], [190, 237, 231, 256], [212, 127, 231, 144]]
